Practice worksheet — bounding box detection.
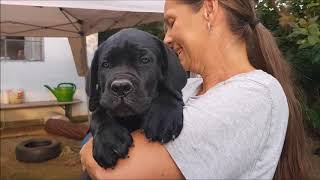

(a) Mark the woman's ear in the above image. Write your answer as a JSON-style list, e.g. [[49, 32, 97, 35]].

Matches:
[[203, 0, 218, 21]]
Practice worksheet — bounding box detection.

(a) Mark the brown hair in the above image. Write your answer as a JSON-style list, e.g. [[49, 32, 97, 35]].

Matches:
[[181, 0, 310, 179]]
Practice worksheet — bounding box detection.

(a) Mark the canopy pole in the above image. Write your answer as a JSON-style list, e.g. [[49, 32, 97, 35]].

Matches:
[[68, 36, 88, 76]]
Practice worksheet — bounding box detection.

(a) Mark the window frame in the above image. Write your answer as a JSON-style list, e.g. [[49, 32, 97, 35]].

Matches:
[[0, 37, 45, 62]]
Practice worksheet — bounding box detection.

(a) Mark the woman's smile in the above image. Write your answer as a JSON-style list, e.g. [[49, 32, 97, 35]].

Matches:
[[174, 46, 183, 59], [177, 48, 182, 58]]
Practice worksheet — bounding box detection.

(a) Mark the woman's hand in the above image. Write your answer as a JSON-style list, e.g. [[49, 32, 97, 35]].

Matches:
[[80, 131, 184, 180], [80, 137, 106, 180]]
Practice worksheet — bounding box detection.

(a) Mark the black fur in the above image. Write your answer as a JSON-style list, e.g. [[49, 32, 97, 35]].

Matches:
[[85, 28, 187, 171]]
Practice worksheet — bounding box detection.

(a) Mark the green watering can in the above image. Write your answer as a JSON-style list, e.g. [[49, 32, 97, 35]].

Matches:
[[44, 83, 76, 102]]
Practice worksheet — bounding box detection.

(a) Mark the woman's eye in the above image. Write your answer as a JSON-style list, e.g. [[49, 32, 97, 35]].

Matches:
[[140, 57, 150, 64], [102, 62, 110, 68], [168, 19, 175, 28]]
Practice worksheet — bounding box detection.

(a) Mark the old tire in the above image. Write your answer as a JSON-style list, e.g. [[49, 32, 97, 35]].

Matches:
[[16, 138, 61, 163]]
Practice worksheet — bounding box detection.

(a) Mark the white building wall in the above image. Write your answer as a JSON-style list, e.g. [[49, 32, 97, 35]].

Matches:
[[0, 34, 97, 122]]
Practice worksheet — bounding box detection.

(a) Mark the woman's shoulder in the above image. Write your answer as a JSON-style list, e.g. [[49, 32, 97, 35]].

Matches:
[[204, 70, 287, 105], [181, 70, 288, 119], [184, 70, 275, 115], [181, 70, 289, 137], [182, 70, 286, 97], [227, 69, 284, 92]]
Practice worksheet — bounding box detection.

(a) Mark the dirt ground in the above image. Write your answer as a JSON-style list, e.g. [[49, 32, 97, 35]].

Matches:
[[0, 126, 83, 180], [0, 126, 319, 179]]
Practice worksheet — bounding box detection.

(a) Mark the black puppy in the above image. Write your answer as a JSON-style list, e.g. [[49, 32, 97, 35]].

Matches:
[[86, 28, 187, 169]]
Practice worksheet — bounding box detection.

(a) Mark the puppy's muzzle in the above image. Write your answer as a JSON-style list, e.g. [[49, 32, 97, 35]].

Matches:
[[110, 79, 134, 97]]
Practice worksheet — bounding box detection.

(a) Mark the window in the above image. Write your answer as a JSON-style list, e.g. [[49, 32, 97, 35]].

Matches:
[[0, 37, 44, 61]]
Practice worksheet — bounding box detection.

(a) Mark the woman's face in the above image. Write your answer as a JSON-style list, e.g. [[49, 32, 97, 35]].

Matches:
[[163, 0, 208, 72]]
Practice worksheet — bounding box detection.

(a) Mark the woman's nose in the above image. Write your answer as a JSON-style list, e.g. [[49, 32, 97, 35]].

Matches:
[[163, 33, 173, 48]]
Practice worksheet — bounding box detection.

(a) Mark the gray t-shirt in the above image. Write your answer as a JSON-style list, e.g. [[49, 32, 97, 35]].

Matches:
[[165, 70, 289, 179]]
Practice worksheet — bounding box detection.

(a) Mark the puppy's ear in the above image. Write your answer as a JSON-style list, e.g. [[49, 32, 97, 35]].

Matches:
[[159, 43, 187, 99], [86, 50, 100, 112], [142, 41, 186, 142]]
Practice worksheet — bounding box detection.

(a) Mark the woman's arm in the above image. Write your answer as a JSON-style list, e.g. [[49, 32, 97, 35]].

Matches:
[[80, 131, 184, 180]]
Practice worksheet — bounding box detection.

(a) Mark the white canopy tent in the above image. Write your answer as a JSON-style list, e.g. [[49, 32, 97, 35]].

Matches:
[[0, 1, 165, 76]]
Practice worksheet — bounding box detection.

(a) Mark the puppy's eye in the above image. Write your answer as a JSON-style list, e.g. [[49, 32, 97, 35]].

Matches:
[[102, 62, 110, 68], [140, 57, 150, 64]]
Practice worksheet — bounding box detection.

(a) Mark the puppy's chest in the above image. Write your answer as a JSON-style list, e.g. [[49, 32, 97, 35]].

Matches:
[[117, 117, 143, 132]]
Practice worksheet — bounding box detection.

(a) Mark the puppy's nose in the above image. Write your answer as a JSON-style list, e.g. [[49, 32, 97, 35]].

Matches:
[[110, 79, 133, 97]]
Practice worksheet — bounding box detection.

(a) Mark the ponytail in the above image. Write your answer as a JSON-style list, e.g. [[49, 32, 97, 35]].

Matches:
[[254, 24, 309, 180]]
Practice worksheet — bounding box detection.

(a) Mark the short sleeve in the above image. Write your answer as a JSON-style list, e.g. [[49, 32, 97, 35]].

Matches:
[[165, 80, 273, 179]]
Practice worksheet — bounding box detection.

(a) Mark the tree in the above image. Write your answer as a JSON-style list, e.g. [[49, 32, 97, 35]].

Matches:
[[258, 0, 320, 129]]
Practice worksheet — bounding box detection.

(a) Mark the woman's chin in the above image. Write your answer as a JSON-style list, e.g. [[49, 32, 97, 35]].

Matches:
[[179, 60, 186, 70], [178, 55, 189, 71], [182, 64, 189, 71]]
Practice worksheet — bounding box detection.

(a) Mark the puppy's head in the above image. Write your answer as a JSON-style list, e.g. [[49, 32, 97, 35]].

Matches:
[[87, 28, 187, 117]]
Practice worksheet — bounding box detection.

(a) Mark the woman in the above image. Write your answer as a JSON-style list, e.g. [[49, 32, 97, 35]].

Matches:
[[80, 0, 309, 179]]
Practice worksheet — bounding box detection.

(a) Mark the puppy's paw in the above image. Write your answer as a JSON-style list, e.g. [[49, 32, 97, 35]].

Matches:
[[92, 126, 133, 168], [142, 101, 183, 143]]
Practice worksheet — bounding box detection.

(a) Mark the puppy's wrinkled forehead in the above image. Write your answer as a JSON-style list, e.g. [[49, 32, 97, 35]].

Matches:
[[99, 28, 161, 58]]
